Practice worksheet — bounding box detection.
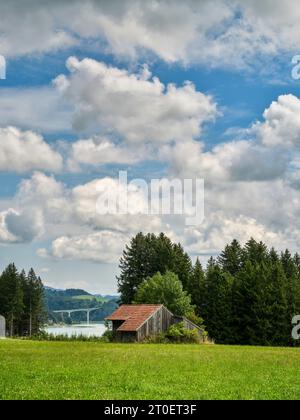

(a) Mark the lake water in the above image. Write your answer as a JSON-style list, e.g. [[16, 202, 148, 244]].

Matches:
[[44, 323, 107, 338]]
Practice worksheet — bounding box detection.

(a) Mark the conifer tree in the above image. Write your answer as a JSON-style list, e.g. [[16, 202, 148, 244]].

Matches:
[[172, 243, 193, 291], [0, 264, 24, 337], [267, 262, 289, 346], [242, 238, 269, 266], [188, 258, 205, 317], [23, 269, 45, 336], [281, 250, 300, 329], [118, 233, 192, 303], [218, 239, 243, 276], [232, 261, 262, 345], [203, 260, 233, 344], [0, 264, 45, 337]]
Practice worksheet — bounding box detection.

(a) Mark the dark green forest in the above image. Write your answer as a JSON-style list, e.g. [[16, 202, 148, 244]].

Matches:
[[0, 264, 45, 337], [118, 233, 300, 346]]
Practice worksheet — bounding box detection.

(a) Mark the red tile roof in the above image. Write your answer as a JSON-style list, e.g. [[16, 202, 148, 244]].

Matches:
[[106, 304, 162, 332]]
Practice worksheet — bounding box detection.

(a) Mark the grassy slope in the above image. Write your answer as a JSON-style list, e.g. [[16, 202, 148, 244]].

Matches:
[[0, 340, 300, 400], [71, 295, 108, 303]]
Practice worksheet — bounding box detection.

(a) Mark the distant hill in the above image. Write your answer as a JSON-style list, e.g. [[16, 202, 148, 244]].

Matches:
[[44, 287, 119, 323]]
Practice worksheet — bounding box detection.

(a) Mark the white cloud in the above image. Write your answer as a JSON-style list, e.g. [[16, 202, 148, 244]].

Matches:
[[0, 1, 230, 62], [0, 1, 77, 57], [71, 177, 165, 233], [165, 94, 300, 184], [0, 127, 63, 173], [0, 88, 72, 134], [0, 172, 167, 258], [54, 57, 217, 142], [185, 213, 283, 257], [3, 93, 300, 262], [2, 168, 300, 262], [67, 136, 141, 171], [0, 210, 17, 243], [2, 1, 300, 71], [44, 231, 129, 263], [0, 208, 44, 243], [164, 139, 288, 183], [254, 95, 300, 148]]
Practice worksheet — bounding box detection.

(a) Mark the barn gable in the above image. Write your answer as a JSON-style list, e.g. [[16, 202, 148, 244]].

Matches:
[[106, 304, 162, 332]]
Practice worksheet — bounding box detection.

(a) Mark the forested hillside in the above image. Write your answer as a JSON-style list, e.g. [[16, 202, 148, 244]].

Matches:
[[45, 287, 118, 323]]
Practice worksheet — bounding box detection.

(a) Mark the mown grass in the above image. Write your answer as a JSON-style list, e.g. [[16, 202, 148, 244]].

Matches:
[[0, 340, 300, 400]]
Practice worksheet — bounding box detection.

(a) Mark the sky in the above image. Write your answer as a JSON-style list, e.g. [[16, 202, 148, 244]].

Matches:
[[1, 0, 300, 293]]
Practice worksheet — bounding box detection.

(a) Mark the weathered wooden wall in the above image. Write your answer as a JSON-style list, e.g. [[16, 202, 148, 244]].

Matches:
[[137, 306, 173, 341], [115, 331, 137, 343]]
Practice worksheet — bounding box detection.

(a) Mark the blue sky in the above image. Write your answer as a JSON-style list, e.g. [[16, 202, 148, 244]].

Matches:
[[1, 1, 300, 293]]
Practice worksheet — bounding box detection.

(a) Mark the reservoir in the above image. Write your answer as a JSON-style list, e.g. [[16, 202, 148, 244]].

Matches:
[[44, 323, 106, 338]]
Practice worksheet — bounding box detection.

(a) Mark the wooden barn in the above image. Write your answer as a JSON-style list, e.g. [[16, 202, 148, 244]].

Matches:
[[106, 304, 203, 342]]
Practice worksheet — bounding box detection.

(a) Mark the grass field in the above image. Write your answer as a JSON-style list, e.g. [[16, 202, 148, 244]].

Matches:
[[1, 340, 300, 400]]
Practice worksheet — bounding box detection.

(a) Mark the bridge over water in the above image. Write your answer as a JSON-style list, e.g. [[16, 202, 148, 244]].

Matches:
[[53, 308, 101, 325]]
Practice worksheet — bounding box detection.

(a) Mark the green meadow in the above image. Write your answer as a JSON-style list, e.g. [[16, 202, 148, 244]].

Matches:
[[0, 340, 299, 400]]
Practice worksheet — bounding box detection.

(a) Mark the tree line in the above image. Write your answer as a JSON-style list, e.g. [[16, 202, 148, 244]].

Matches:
[[0, 264, 45, 337], [118, 233, 300, 346]]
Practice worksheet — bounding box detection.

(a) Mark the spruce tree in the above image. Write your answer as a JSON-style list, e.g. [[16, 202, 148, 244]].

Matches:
[[172, 243, 193, 291], [0, 264, 24, 337], [232, 261, 262, 345], [218, 239, 243, 276], [188, 258, 205, 317], [203, 260, 233, 344], [267, 262, 289, 346], [242, 239, 269, 266], [23, 269, 45, 336], [281, 250, 300, 333], [118, 233, 192, 303]]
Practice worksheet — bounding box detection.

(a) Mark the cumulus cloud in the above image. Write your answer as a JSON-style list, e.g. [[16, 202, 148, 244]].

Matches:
[[42, 231, 129, 263], [0, 88, 72, 134], [0, 211, 17, 243], [2, 1, 300, 71], [3, 94, 300, 262], [0, 1, 77, 57], [0, 127, 63, 173], [54, 57, 217, 142], [165, 94, 300, 184], [0, 1, 231, 62], [67, 136, 141, 171], [0, 208, 44, 243], [185, 212, 283, 257], [2, 168, 300, 262], [71, 177, 165, 233], [254, 95, 300, 148], [0, 172, 167, 255], [165, 139, 289, 183]]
